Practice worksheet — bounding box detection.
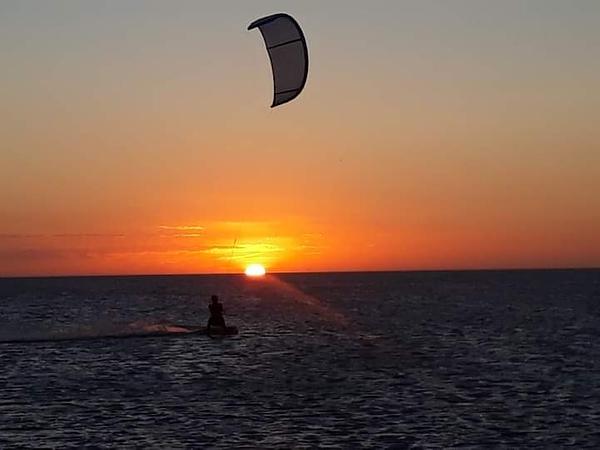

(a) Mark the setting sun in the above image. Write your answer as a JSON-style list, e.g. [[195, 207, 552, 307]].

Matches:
[[245, 264, 266, 277]]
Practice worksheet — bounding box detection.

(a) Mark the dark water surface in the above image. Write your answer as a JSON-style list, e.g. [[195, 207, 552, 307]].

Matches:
[[1, 270, 600, 448]]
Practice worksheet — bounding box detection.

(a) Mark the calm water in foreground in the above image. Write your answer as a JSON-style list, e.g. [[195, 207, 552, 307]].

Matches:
[[1, 270, 599, 448]]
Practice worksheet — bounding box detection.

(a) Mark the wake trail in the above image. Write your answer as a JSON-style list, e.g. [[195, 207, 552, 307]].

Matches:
[[0, 323, 198, 345]]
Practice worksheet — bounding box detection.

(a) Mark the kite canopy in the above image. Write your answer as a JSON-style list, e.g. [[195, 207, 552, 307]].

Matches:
[[248, 13, 308, 107]]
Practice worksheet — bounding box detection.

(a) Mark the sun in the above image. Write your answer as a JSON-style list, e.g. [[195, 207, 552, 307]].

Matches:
[[245, 264, 266, 277]]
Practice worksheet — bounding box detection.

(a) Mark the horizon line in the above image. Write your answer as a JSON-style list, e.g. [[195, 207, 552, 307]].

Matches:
[[1, 265, 598, 280]]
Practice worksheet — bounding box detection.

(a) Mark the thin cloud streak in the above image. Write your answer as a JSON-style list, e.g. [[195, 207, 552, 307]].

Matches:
[[0, 233, 125, 239], [158, 225, 205, 231]]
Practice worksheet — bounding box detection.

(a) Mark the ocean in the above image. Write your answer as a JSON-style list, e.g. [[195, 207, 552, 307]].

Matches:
[[1, 270, 599, 448]]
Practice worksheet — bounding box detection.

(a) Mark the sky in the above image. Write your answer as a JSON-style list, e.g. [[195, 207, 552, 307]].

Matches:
[[1, 0, 599, 276]]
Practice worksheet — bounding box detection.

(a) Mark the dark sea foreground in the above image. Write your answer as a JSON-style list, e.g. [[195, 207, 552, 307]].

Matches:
[[1, 270, 600, 448]]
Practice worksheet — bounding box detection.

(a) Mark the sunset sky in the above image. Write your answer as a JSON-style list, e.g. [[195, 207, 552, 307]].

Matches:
[[1, 0, 599, 276]]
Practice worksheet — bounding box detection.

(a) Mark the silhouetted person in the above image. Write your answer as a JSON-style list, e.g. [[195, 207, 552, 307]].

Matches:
[[207, 295, 226, 330]]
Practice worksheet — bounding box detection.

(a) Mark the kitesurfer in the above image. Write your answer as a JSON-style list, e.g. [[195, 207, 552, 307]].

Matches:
[[207, 295, 226, 330]]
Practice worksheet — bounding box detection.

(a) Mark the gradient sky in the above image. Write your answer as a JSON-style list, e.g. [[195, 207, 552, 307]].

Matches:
[[1, 0, 599, 276]]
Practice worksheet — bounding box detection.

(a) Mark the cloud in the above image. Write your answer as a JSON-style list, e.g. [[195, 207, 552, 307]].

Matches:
[[0, 233, 125, 239], [204, 242, 285, 261], [0, 233, 45, 239], [204, 243, 283, 253], [51, 233, 125, 238], [215, 221, 277, 228], [0, 248, 94, 262], [159, 225, 205, 231]]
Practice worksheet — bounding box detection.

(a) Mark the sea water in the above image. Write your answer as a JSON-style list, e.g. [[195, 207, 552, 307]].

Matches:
[[1, 270, 599, 448]]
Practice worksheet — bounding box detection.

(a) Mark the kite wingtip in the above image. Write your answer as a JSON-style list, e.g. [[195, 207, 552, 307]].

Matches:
[[247, 13, 292, 31]]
